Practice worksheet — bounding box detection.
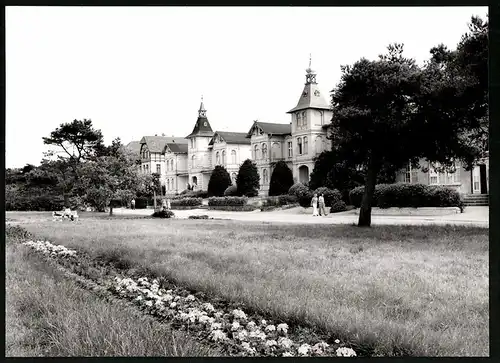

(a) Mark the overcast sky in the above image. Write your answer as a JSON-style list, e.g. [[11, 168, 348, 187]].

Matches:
[[6, 6, 487, 168]]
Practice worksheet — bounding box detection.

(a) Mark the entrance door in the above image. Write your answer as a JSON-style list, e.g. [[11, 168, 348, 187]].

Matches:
[[480, 164, 487, 194], [472, 166, 480, 194]]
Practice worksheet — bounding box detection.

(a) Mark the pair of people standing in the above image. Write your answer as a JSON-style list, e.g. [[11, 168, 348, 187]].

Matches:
[[311, 193, 327, 216]]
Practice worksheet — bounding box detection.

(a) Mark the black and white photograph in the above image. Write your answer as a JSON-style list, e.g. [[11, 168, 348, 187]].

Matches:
[[5, 5, 489, 357]]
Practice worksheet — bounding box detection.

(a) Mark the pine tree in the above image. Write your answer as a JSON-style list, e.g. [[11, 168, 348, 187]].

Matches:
[[207, 165, 232, 197], [268, 161, 294, 196], [236, 159, 260, 197]]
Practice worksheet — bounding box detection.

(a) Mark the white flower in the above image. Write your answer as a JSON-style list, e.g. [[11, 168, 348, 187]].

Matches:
[[277, 323, 288, 335], [265, 325, 276, 332], [241, 341, 256, 355], [231, 321, 241, 331], [236, 330, 248, 341], [179, 312, 190, 321], [169, 302, 177, 308], [145, 300, 153, 307], [198, 315, 210, 324], [210, 322, 222, 331], [163, 294, 174, 302], [298, 343, 311, 356], [214, 311, 223, 319], [335, 339, 340, 344], [246, 321, 257, 331], [232, 309, 247, 320], [210, 329, 227, 342], [261, 319, 267, 326], [336, 347, 357, 357], [278, 337, 293, 349], [186, 294, 196, 302], [312, 341, 330, 354], [202, 302, 215, 312], [135, 296, 143, 301], [265, 340, 277, 347], [282, 351, 294, 357], [249, 330, 267, 340]]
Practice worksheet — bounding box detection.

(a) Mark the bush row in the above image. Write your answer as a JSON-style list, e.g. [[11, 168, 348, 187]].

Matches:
[[170, 197, 203, 207], [349, 183, 464, 209], [263, 195, 299, 207], [179, 190, 208, 199], [208, 205, 256, 211], [208, 196, 248, 206], [5, 195, 65, 211], [287, 183, 343, 209]]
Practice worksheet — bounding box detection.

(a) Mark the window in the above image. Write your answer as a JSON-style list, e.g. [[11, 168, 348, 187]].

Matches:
[[156, 164, 161, 174], [222, 150, 226, 165], [297, 138, 303, 155], [171, 159, 174, 171], [288, 142, 292, 157], [171, 178, 174, 190], [167, 179, 170, 190], [231, 150, 237, 164], [302, 111, 307, 127], [315, 136, 323, 154], [296, 113, 301, 128], [446, 168, 459, 184], [262, 143, 268, 159], [303, 137, 308, 155], [192, 155, 196, 168], [145, 164, 149, 173], [263, 169, 268, 184], [191, 139, 195, 149], [216, 151, 220, 165], [254, 144, 259, 159], [473, 166, 480, 192], [429, 162, 439, 185]]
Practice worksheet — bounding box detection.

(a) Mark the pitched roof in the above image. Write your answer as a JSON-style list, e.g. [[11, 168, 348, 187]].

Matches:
[[246, 121, 291, 138], [186, 116, 215, 138], [125, 140, 141, 154], [287, 82, 331, 113], [165, 141, 188, 154], [139, 136, 187, 153], [209, 131, 251, 145]]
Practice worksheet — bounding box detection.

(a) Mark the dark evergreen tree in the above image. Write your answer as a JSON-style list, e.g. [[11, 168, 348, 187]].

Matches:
[[268, 161, 294, 196], [207, 165, 232, 197], [236, 159, 260, 197]]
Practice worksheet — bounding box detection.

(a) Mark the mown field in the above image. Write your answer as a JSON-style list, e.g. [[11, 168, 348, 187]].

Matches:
[[9, 212, 489, 356], [5, 231, 219, 357]]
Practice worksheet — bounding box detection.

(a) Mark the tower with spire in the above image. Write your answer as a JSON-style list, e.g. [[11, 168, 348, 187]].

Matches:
[[286, 54, 333, 184], [185, 96, 215, 190]]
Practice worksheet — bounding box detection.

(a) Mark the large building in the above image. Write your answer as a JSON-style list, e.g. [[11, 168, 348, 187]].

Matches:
[[128, 60, 489, 198]]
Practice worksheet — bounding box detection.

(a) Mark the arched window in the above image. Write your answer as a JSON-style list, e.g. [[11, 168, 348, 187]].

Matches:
[[222, 150, 226, 165], [192, 155, 196, 168], [216, 151, 220, 165], [271, 142, 280, 160], [167, 179, 170, 190], [171, 178, 175, 190], [263, 169, 268, 184], [254, 144, 259, 159], [315, 136, 323, 154], [171, 159, 174, 171], [231, 150, 237, 164], [262, 143, 268, 159], [303, 136, 308, 155], [297, 137, 303, 155]]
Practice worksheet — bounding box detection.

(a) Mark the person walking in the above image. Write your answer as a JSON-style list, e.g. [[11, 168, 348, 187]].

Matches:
[[131, 199, 136, 210], [311, 194, 319, 216], [318, 193, 327, 216]]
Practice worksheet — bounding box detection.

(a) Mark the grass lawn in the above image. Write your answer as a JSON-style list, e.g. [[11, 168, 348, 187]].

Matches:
[[14, 212, 489, 356], [5, 233, 219, 357]]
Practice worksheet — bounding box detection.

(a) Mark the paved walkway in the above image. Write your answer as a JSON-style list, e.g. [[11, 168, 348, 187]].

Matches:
[[114, 206, 489, 227]]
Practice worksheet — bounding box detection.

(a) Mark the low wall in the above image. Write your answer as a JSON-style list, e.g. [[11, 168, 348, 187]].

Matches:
[[208, 205, 258, 212], [354, 207, 461, 216]]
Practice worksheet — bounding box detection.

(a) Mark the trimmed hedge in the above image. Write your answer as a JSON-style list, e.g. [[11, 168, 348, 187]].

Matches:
[[152, 210, 175, 218], [224, 185, 239, 196], [313, 187, 342, 207], [208, 205, 256, 211], [330, 200, 348, 213], [349, 183, 464, 210], [263, 195, 298, 207], [170, 197, 203, 207], [208, 196, 248, 206]]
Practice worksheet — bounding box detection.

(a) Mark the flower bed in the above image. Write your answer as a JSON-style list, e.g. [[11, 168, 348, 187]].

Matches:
[[17, 234, 358, 358]]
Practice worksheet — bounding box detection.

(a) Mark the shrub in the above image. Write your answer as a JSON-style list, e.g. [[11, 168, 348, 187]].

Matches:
[[269, 161, 294, 196], [313, 187, 342, 207], [263, 194, 298, 207], [170, 197, 203, 207], [188, 215, 209, 219], [236, 159, 260, 197], [330, 200, 348, 213], [288, 182, 305, 196], [224, 185, 239, 196], [152, 209, 175, 218], [349, 183, 463, 209], [135, 197, 150, 209], [208, 166, 232, 197], [208, 196, 248, 206]]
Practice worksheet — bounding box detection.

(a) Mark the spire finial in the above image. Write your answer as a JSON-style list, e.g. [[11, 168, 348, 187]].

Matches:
[[309, 53, 312, 69]]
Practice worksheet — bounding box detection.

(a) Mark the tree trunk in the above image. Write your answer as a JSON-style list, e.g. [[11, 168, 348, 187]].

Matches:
[[109, 205, 113, 216], [358, 160, 378, 227], [63, 193, 70, 208]]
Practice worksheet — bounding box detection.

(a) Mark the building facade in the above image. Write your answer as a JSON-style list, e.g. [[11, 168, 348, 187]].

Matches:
[[129, 59, 488, 198]]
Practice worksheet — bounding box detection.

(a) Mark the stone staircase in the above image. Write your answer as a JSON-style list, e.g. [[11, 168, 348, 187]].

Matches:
[[463, 194, 489, 206]]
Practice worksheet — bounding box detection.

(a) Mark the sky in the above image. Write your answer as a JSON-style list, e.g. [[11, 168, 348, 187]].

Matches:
[[6, 6, 487, 168]]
